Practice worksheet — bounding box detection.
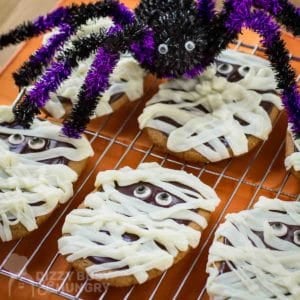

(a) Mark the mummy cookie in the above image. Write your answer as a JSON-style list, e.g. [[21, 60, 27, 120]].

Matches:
[[139, 49, 282, 163], [43, 18, 146, 119], [285, 126, 300, 179], [58, 163, 220, 286], [0, 105, 93, 175], [206, 197, 300, 299], [0, 105, 93, 241]]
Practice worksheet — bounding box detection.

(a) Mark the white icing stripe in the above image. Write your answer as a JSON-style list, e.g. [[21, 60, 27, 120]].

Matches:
[[285, 125, 300, 172], [138, 50, 282, 162], [0, 141, 78, 241], [58, 162, 220, 283], [0, 106, 94, 162], [217, 49, 271, 69], [43, 18, 145, 119], [206, 197, 300, 300]]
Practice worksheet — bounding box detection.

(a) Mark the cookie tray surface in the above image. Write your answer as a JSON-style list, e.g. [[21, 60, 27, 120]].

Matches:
[[0, 0, 299, 299]]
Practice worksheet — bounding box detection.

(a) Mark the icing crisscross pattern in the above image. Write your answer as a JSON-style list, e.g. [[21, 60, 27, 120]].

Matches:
[[138, 50, 282, 162], [206, 197, 300, 300], [58, 163, 220, 283], [0, 141, 78, 241]]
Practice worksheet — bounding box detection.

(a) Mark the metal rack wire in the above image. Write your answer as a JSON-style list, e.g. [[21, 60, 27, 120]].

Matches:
[[0, 38, 299, 300]]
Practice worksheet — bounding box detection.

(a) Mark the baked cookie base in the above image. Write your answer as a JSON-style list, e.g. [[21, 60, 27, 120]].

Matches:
[[145, 105, 280, 164], [62, 187, 211, 287]]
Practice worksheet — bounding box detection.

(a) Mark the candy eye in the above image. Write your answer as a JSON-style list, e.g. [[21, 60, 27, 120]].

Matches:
[[217, 63, 233, 75], [8, 134, 25, 145], [158, 43, 168, 55], [155, 192, 173, 206], [133, 185, 151, 199], [238, 65, 251, 77], [270, 222, 288, 237], [293, 230, 300, 246], [28, 137, 46, 150], [185, 41, 195, 52]]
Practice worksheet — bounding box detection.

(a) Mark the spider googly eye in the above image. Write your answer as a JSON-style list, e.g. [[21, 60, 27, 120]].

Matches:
[[270, 222, 288, 237], [217, 63, 233, 75], [293, 230, 300, 246], [28, 137, 46, 150], [158, 44, 168, 55], [133, 185, 151, 199], [155, 192, 173, 206], [8, 134, 25, 145], [185, 41, 195, 52], [238, 65, 251, 77]]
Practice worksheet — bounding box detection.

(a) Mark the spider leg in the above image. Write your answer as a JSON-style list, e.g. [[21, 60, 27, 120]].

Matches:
[[62, 24, 155, 138], [13, 22, 154, 136], [13, 29, 109, 128], [225, 2, 300, 134], [13, 24, 74, 87], [197, 0, 216, 22], [10, 0, 135, 88], [0, 6, 72, 50], [253, 0, 300, 36], [246, 10, 300, 134]]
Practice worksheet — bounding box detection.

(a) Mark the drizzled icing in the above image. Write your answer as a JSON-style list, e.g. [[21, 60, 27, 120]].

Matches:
[[0, 105, 93, 162], [206, 197, 300, 300], [138, 49, 282, 162], [58, 162, 220, 284], [285, 125, 300, 172], [0, 141, 78, 241], [42, 18, 145, 119]]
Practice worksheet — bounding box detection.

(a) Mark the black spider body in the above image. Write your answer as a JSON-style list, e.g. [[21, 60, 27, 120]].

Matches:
[[0, 0, 299, 137], [135, 0, 212, 78]]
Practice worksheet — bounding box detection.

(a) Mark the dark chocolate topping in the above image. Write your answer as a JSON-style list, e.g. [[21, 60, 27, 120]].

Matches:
[[219, 222, 300, 275], [109, 92, 125, 104], [0, 121, 74, 165], [87, 181, 200, 265], [153, 60, 277, 150]]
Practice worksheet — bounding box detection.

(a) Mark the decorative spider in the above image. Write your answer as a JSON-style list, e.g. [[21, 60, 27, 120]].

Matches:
[[0, 0, 300, 138]]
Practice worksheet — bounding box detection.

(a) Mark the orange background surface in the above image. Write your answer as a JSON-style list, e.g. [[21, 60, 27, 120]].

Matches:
[[0, 0, 299, 299]]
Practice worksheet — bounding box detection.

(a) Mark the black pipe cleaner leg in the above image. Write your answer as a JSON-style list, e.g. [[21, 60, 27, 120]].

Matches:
[[253, 0, 300, 36], [11, 0, 135, 88], [62, 21, 154, 138]]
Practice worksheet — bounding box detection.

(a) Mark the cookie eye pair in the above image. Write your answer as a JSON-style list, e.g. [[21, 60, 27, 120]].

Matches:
[[158, 41, 195, 55], [217, 63, 250, 77], [270, 223, 300, 245], [8, 134, 46, 150], [133, 185, 173, 206]]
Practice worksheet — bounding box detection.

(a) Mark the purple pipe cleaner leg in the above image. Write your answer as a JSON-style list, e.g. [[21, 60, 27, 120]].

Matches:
[[253, 0, 300, 35], [0, 6, 70, 50], [26, 60, 72, 108], [245, 10, 300, 133], [62, 48, 120, 138], [14, 24, 74, 88], [197, 0, 216, 22], [33, 7, 70, 32], [224, 1, 300, 133]]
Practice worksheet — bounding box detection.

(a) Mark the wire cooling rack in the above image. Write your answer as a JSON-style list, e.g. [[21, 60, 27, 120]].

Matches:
[[0, 36, 299, 300]]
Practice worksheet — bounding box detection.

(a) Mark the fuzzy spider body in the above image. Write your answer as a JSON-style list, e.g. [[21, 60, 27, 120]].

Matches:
[[0, 0, 300, 138], [135, 0, 213, 78]]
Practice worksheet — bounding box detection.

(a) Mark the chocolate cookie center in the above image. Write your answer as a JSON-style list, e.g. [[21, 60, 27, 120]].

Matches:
[[0, 121, 75, 165]]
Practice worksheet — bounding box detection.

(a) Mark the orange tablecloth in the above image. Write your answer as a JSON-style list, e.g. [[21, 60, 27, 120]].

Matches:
[[0, 1, 299, 299]]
